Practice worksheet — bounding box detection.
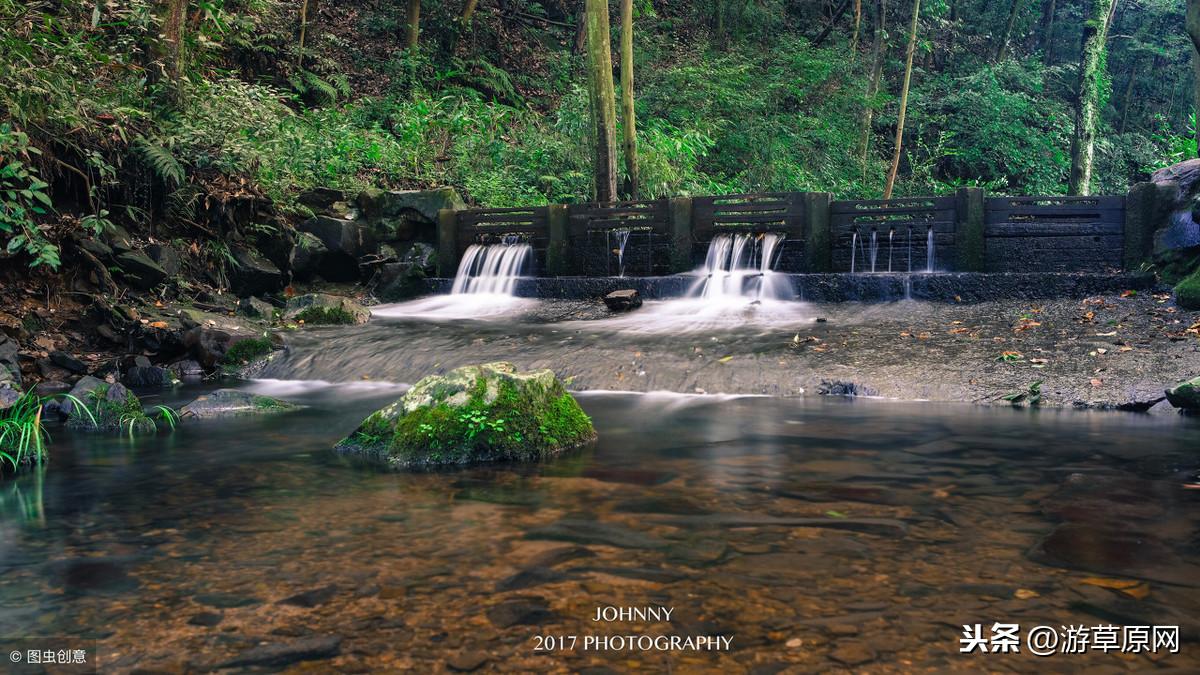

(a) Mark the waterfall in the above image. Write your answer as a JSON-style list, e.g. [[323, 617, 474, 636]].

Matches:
[[850, 231, 858, 274], [868, 230, 879, 273], [450, 241, 532, 296], [907, 227, 913, 273], [925, 227, 935, 273], [691, 233, 789, 302], [613, 228, 631, 277]]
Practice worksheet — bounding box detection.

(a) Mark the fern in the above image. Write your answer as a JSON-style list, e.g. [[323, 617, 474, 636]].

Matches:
[[135, 137, 186, 186]]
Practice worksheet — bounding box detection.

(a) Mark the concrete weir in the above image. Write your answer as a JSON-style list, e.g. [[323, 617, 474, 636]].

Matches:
[[410, 272, 1155, 304]]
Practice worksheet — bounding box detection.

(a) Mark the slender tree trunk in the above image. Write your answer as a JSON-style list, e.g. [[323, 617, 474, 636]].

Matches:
[[163, 0, 187, 83], [1067, 0, 1116, 195], [619, 0, 638, 199], [406, 0, 420, 50], [586, 0, 619, 202], [1041, 0, 1057, 65], [883, 0, 919, 199], [461, 0, 480, 24], [1119, 58, 1138, 134], [851, 0, 862, 51], [297, 0, 310, 70], [859, 0, 886, 182], [814, 0, 854, 47], [1188, 0, 1200, 155], [993, 0, 1022, 63], [574, 5, 587, 54]]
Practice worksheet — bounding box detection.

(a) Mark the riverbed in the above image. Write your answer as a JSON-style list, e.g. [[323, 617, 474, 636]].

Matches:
[[1, 381, 1198, 672]]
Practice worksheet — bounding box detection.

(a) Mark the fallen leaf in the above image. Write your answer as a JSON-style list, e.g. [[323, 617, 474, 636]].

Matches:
[[718, 355, 733, 363], [1120, 290, 1137, 298], [149, 321, 168, 329], [1090, 378, 1103, 387], [825, 510, 848, 518], [1096, 331, 1117, 337], [1080, 577, 1141, 590]]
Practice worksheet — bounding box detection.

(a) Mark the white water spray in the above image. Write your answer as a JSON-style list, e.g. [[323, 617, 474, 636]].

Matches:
[[925, 227, 935, 273], [450, 241, 533, 295], [690, 233, 789, 302]]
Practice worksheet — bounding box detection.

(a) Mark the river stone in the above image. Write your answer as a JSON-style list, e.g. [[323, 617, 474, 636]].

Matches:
[[180, 389, 299, 419], [0, 334, 20, 386], [1165, 375, 1200, 410], [215, 635, 341, 669], [291, 231, 328, 281], [603, 289, 642, 312], [357, 186, 465, 224], [0, 384, 19, 411], [114, 251, 168, 289], [230, 247, 284, 296], [284, 293, 370, 325], [64, 381, 153, 433], [335, 362, 595, 469]]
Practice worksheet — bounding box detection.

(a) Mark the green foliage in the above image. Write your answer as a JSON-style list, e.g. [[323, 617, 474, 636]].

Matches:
[[0, 124, 58, 267], [294, 306, 357, 325], [0, 390, 50, 470], [67, 384, 156, 435], [223, 337, 275, 365], [1002, 380, 1044, 406], [1176, 267, 1200, 311]]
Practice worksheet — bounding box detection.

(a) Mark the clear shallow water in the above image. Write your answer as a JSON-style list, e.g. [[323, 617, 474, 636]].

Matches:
[[1, 385, 1198, 672]]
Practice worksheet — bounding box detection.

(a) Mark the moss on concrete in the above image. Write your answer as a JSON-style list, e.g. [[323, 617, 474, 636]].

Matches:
[[1176, 267, 1200, 310], [336, 362, 595, 469]]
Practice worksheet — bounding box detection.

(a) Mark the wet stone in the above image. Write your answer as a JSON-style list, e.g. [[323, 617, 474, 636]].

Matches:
[[828, 640, 877, 666], [214, 634, 342, 669], [524, 519, 665, 550], [279, 584, 338, 608], [486, 597, 553, 628], [188, 612, 223, 627], [194, 592, 261, 608], [528, 545, 595, 568], [446, 650, 490, 672], [495, 567, 570, 592]]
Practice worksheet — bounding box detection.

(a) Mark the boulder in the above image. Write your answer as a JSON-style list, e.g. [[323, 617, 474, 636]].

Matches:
[[334, 362, 595, 469], [61, 376, 105, 417], [33, 381, 71, 397], [114, 251, 168, 290], [102, 224, 136, 254], [1151, 161, 1200, 254], [1177, 268, 1200, 310], [357, 187, 465, 224], [0, 334, 20, 386], [64, 381, 155, 433], [284, 294, 370, 325], [49, 351, 88, 375], [183, 326, 267, 370], [230, 247, 284, 296], [298, 187, 347, 214], [290, 231, 328, 281], [237, 296, 276, 320], [180, 389, 299, 419], [1166, 376, 1200, 411], [298, 216, 373, 281], [1152, 159, 1200, 204], [146, 243, 182, 276], [169, 359, 205, 382], [0, 384, 19, 411], [603, 289, 642, 312], [123, 365, 175, 389]]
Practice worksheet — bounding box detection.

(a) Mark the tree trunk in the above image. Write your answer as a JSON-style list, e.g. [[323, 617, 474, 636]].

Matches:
[[297, 0, 310, 69], [163, 0, 187, 83], [1067, 0, 1116, 196], [883, 0, 919, 199], [1041, 0, 1056, 65], [619, 0, 638, 199], [814, 0, 854, 47], [461, 0, 480, 25], [406, 0, 420, 50], [851, 0, 862, 52], [993, 0, 1022, 63], [1188, 0, 1200, 156], [858, 0, 886, 182], [1118, 58, 1138, 134], [586, 0, 619, 202]]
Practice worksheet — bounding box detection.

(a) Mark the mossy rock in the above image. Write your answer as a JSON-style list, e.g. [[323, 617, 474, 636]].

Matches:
[[1166, 376, 1200, 410], [1176, 267, 1200, 310], [180, 389, 300, 419], [284, 293, 370, 325], [335, 362, 595, 469], [65, 382, 156, 433]]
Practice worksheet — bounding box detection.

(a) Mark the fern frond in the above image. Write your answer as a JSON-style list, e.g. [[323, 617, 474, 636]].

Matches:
[[135, 137, 186, 186]]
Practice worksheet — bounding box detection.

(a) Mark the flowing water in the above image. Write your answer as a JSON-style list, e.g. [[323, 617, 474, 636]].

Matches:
[[926, 227, 936, 274], [2, 383, 1198, 673], [612, 228, 631, 278], [373, 241, 535, 319]]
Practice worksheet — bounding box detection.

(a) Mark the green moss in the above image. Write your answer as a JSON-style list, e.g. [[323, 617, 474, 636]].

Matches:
[[1176, 267, 1200, 310], [294, 306, 357, 325], [342, 373, 594, 468], [222, 337, 274, 366]]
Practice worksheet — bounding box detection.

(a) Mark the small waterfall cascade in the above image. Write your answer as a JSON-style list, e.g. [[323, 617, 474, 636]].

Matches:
[[850, 231, 859, 274], [887, 229, 894, 273], [612, 228, 632, 277], [868, 230, 879, 273], [450, 239, 532, 296], [925, 227, 935, 273], [691, 233, 790, 302]]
